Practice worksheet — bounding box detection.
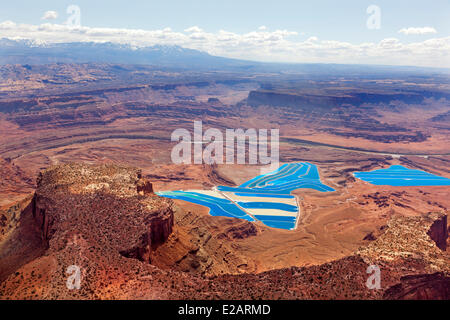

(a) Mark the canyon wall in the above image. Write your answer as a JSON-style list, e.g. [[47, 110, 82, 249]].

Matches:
[[32, 163, 174, 263], [427, 214, 448, 251], [247, 90, 448, 109]]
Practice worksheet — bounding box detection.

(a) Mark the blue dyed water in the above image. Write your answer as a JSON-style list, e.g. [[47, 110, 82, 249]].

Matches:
[[234, 193, 295, 199], [353, 165, 450, 186], [218, 163, 335, 194], [258, 220, 296, 230], [158, 162, 335, 231], [156, 191, 255, 222], [237, 202, 298, 212], [253, 215, 297, 222]]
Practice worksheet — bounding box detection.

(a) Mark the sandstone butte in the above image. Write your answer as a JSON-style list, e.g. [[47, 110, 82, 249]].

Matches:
[[0, 163, 448, 300]]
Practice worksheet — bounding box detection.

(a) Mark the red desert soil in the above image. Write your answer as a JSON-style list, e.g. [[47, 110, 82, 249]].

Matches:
[[0, 163, 448, 300], [0, 64, 448, 298], [1, 146, 449, 275], [0, 158, 34, 207]]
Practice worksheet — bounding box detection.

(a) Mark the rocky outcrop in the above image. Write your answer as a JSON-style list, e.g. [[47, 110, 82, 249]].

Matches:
[[248, 90, 336, 110], [0, 157, 34, 205], [1, 163, 448, 300], [247, 90, 442, 109], [427, 214, 448, 251], [119, 206, 174, 262], [1, 184, 449, 299], [246, 90, 430, 143], [136, 176, 154, 195], [384, 273, 450, 300], [431, 110, 450, 123], [357, 212, 449, 272], [207, 97, 221, 104], [218, 222, 258, 240], [0, 196, 47, 283], [203, 164, 235, 187], [32, 163, 174, 261]]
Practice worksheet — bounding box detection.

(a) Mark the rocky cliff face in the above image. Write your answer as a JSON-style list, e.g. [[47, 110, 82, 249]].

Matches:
[[247, 89, 445, 109], [31, 163, 174, 263], [0, 163, 448, 299], [383, 273, 450, 300], [136, 176, 154, 196], [246, 90, 429, 143], [247, 90, 344, 110], [0, 163, 179, 299], [427, 214, 448, 251], [0, 157, 34, 206], [357, 212, 449, 270]]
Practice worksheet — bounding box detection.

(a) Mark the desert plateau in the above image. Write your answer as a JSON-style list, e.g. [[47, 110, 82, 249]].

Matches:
[[0, 58, 448, 300], [0, 1, 449, 303]]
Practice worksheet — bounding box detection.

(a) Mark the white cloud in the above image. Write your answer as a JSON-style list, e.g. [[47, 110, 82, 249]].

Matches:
[[0, 20, 448, 68], [258, 26, 267, 31], [306, 36, 318, 43], [184, 26, 203, 33], [41, 11, 58, 21], [379, 38, 401, 49], [399, 27, 437, 35]]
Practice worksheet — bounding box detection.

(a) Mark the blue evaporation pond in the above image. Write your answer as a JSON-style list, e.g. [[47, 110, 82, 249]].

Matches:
[[353, 165, 450, 186], [237, 202, 298, 212], [157, 162, 334, 231], [218, 162, 335, 194], [234, 193, 295, 199], [253, 215, 297, 229], [156, 191, 255, 222], [254, 218, 296, 230]]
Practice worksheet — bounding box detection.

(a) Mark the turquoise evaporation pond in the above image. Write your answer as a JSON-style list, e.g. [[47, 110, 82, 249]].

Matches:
[[353, 165, 450, 186], [157, 162, 335, 230]]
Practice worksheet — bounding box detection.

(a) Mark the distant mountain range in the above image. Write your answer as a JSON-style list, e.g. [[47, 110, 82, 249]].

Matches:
[[0, 38, 448, 75], [0, 38, 247, 69]]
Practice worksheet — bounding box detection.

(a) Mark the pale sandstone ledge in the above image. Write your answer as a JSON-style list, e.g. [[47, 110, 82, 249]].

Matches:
[[357, 212, 449, 273]]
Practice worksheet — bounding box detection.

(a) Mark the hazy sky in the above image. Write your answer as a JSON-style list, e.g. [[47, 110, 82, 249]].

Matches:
[[1, 0, 449, 67]]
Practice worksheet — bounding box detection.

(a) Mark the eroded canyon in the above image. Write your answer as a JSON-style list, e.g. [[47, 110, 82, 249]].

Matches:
[[0, 63, 449, 299]]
